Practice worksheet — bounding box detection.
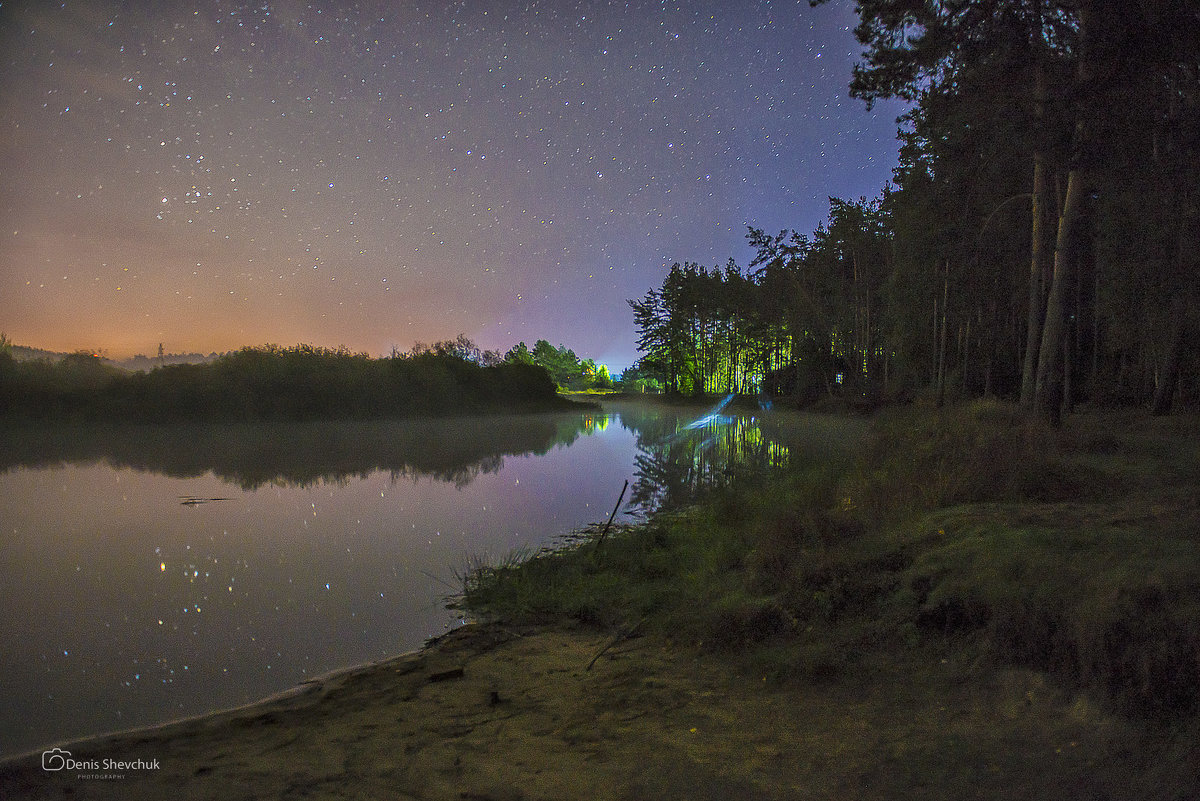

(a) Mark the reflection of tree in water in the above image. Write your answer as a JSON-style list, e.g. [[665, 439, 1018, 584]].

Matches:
[[580, 412, 610, 436], [611, 401, 791, 513], [387, 453, 506, 490], [0, 415, 591, 490], [1, 401, 860, 503]]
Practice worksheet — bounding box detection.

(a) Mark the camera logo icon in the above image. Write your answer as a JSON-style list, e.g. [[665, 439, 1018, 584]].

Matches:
[[42, 747, 70, 771]]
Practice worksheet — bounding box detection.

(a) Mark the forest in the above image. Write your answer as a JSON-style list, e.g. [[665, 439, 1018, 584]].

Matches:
[[630, 0, 1198, 422]]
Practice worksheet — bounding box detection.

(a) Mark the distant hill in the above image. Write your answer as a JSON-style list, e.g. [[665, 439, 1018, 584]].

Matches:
[[113, 352, 221, 371], [8, 345, 70, 363], [6, 344, 219, 371]]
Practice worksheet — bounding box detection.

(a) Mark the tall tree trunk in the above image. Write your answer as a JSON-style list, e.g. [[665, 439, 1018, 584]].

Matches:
[[932, 295, 940, 385], [1090, 269, 1101, 394], [1150, 292, 1187, 414], [962, 316, 971, 395], [1034, 0, 1093, 425], [1021, 60, 1056, 408], [1152, 75, 1200, 413], [1061, 323, 1072, 418], [936, 261, 950, 407], [1034, 164, 1088, 425], [1151, 209, 1198, 414]]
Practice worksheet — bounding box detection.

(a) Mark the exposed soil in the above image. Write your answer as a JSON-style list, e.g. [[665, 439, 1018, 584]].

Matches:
[[2, 621, 1191, 800]]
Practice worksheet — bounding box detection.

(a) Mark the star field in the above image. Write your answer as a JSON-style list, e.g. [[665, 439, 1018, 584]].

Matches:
[[0, 1, 904, 368]]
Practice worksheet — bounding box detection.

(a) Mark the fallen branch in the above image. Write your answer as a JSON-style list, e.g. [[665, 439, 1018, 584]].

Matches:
[[586, 616, 648, 671]]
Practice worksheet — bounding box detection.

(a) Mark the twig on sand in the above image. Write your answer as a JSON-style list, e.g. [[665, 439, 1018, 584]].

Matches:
[[586, 616, 649, 671]]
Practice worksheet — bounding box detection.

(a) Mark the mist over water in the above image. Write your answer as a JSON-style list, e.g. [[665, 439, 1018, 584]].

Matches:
[[0, 401, 862, 756]]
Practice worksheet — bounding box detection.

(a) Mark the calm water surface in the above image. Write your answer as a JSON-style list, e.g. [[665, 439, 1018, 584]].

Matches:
[[0, 399, 861, 756]]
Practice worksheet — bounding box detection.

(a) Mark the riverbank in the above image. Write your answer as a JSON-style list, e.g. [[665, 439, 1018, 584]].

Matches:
[[4, 400, 1198, 799], [3, 617, 1187, 801], [456, 400, 1200, 797]]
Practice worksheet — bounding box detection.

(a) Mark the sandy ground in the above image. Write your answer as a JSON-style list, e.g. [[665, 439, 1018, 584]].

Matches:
[[0, 622, 1190, 800]]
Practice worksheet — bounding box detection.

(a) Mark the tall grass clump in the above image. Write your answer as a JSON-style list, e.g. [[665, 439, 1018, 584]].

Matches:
[[454, 514, 726, 631], [902, 506, 1200, 719], [456, 464, 890, 669], [853, 402, 1200, 720], [841, 398, 1084, 523]]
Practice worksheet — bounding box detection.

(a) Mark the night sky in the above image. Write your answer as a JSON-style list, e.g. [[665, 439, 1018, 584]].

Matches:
[[1, 1, 905, 370]]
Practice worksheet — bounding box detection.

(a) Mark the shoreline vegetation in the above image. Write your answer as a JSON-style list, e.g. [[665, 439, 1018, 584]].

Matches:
[[2, 399, 1197, 798], [454, 399, 1200, 796], [0, 341, 588, 423]]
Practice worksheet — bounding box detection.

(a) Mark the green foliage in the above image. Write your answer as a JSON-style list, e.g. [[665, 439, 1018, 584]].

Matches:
[[629, 198, 892, 402], [616, 364, 663, 393], [530, 339, 580, 387], [504, 339, 614, 391], [503, 341, 536, 365]]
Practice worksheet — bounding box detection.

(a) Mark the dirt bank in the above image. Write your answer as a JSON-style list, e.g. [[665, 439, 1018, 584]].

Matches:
[[0, 622, 1189, 800]]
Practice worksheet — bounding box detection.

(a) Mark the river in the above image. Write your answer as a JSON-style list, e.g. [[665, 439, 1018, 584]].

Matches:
[[0, 398, 863, 757]]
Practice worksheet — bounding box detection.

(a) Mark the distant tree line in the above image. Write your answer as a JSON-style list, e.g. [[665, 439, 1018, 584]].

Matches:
[[502, 339, 614, 391], [631, 0, 1199, 420], [0, 339, 576, 423]]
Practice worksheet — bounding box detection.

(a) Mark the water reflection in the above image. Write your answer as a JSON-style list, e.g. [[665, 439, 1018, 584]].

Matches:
[[604, 398, 819, 512], [0, 405, 820, 507], [0, 402, 862, 758], [0, 414, 591, 490]]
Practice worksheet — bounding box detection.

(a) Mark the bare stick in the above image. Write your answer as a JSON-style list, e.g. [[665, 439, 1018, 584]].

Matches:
[[586, 616, 648, 671], [595, 479, 629, 548]]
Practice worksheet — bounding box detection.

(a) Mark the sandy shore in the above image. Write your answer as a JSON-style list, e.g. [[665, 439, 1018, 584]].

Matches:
[[0, 621, 1186, 800]]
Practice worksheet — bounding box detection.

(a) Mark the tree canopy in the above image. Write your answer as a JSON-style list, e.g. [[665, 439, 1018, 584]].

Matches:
[[629, 0, 1200, 417], [503, 339, 614, 391]]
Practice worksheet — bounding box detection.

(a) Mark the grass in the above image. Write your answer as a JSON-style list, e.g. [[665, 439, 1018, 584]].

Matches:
[[455, 398, 1200, 793]]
